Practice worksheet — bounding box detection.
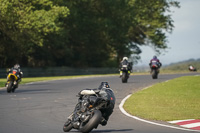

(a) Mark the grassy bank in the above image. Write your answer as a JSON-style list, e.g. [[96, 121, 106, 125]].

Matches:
[[124, 75, 200, 121]]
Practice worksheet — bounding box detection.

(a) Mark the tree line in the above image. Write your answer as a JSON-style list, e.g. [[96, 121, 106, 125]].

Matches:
[[0, 0, 180, 68]]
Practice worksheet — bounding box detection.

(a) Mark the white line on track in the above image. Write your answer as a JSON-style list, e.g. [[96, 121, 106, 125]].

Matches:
[[119, 94, 200, 132], [0, 87, 6, 90], [183, 123, 200, 128], [169, 119, 195, 124]]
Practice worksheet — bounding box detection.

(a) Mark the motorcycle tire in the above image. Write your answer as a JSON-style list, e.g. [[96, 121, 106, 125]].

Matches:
[[12, 86, 17, 92], [63, 119, 73, 132], [7, 81, 13, 93], [79, 110, 102, 133], [122, 72, 128, 83], [12, 82, 18, 92], [152, 70, 158, 79]]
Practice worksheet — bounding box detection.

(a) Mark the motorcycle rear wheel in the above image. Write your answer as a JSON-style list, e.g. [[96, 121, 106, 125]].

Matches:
[[152, 70, 158, 79], [79, 110, 102, 133], [122, 72, 128, 83]]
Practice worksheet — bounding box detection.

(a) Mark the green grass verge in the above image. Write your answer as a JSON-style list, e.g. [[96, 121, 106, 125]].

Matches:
[[124, 75, 200, 121], [0, 72, 154, 88], [0, 70, 195, 88], [0, 74, 117, 88]]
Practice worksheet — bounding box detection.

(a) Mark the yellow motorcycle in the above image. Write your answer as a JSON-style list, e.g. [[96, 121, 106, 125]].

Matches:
[[6, 70, 19, 93]]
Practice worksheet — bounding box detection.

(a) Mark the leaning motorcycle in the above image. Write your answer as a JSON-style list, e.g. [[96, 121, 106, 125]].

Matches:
[[6, 70, 19, 93], [120, 65, 130, 83], [150, 62, 159, 79], [189, 67, 197, 72], [63, 94, 108, 133]]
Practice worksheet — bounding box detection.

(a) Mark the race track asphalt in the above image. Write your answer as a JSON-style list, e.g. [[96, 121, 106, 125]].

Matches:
[[0, 73, 199, 133]]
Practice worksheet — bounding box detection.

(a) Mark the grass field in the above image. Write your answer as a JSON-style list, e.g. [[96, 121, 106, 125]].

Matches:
[[124, 75, 200, 121]]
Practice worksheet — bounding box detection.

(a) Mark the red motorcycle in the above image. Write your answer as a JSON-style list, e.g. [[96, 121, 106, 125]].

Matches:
[[150, 62, 159, 79], [188, 66, 197, 72]]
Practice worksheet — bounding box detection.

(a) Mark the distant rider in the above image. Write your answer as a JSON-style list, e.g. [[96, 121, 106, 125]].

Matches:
[[119, 57, 132, 77], [78, 82, 115, 126], [149, 56, 162, 72], [188, 65, 196, 71]]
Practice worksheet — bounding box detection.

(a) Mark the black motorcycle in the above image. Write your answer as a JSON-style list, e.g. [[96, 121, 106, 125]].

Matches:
[[63, 90, 112, 133], [120, 65, 130, 83]]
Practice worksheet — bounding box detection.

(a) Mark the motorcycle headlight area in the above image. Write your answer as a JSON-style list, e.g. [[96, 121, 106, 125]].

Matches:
[[80, 113, 90, 122]]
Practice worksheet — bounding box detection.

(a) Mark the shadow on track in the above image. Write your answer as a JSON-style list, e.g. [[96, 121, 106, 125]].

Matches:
[[69, 129, 133, 133], [92, 129, 134, 132]]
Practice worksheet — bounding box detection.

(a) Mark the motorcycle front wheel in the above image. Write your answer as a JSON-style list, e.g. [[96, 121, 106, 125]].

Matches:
[[63, 119, 73, 132], [7, 81, 13, 93], [79, 110, 102, 133]]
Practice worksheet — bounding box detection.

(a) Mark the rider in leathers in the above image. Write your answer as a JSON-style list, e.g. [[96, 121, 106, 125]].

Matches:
[[78, 82, 115, 126], [6, 64, 23, 85], [119, 57, 132, 77], [149, 56, 162, 72]]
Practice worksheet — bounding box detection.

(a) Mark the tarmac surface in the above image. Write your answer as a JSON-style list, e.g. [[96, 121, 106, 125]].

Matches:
[[0, 73, 199, 133]]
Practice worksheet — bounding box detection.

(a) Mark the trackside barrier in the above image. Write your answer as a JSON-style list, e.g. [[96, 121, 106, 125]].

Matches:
[[0, 67, 118, 78]]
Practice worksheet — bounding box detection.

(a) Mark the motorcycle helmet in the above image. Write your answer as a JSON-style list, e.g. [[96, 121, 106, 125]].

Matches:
[[14, 64, 20, 69], [153, 56, 157, 59], [123, 57, 128, 61], [98, 82, 110, 90]]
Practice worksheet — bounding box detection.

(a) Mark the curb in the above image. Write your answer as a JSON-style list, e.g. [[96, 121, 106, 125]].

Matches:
[[119, 94, 200, 132], [169, 119, 200, 130]]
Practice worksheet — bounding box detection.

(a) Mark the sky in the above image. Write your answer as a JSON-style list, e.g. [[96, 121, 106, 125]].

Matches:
[[136, 0, 200, 66]]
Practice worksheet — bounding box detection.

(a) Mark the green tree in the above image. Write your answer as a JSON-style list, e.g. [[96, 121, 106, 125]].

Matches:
[[0, 0, 180, 68], [0, 0, 69, 67], [61, 0, 179, 67]]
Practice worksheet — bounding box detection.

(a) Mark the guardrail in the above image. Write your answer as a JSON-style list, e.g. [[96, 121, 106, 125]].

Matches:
[[0, 67, 118, 78]]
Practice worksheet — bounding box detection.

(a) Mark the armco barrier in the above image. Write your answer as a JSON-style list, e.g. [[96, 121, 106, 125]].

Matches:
[[0, 67, 118, 78]]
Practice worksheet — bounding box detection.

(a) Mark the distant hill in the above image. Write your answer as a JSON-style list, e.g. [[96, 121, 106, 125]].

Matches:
[[162, 58, 200, 72]]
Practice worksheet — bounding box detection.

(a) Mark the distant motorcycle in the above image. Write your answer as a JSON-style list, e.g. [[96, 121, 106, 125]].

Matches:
[[150, 62, 159, 79], [188, 66, 197, 72], [63, 87, 114, 133], [6, 70, 19, 93], [120, 65, 130, 83]]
